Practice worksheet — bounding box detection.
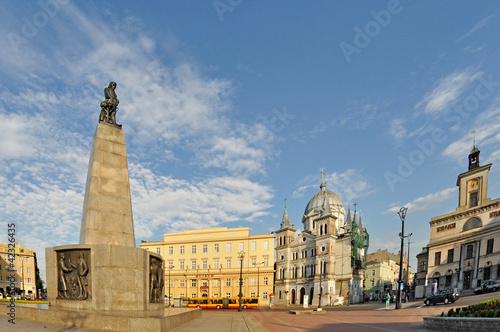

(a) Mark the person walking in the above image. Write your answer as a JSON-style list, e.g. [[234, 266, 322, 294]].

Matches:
[[385, 292, 390, 310]]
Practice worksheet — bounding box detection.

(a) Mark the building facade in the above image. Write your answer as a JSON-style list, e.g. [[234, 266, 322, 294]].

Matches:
[[274, 179, 369, 306], [425, 146, 500, 296], [365, 249, 408, 300], [140, 227, 275, 306], [0, 242, 37, 297]]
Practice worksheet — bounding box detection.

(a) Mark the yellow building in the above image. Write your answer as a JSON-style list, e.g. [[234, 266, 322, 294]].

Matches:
[[0, 242, 37, 297], [425, 146, 500, 296], [365, 249, 408, 300], [140, 227, 275, 306]]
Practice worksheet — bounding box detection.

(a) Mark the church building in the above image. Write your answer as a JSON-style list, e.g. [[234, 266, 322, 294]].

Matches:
[[274, 175, 369, 306]]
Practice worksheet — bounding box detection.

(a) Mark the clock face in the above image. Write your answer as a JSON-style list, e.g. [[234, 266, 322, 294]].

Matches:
[[470, 179, 478, 189]]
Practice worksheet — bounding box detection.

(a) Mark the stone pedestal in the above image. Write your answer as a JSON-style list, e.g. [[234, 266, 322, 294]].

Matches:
[[80, 123, 135, 247], [46, 123, 164, 312]]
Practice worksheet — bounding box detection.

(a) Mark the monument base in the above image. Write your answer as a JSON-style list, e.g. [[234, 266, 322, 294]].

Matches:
[[1, 305, 201, 331], [46, 244, 163, 311]]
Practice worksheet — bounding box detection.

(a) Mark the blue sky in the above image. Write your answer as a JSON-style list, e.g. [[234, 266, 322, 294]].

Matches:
[[1, 1, 500, 280]]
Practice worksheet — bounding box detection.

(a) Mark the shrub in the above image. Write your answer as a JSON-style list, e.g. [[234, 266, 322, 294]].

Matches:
[[487, 309, 494, 317], [495, 309, 500, 318], [460, 310, 467, 317], [455, 307, 461, 315], [448, 309, 455, 317]]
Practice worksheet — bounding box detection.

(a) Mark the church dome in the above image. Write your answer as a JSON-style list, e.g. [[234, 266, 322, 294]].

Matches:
[[304, 187, 343, 216]]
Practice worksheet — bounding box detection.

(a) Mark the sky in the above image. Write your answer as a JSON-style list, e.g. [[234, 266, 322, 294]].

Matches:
[[1, 1, 500, 283]]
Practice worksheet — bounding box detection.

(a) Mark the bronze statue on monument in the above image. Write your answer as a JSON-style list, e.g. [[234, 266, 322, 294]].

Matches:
[[99, 81, 122, 128]]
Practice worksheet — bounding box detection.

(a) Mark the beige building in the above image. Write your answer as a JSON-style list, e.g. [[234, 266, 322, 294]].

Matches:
[[140, 227, 275, 306], [365, 249, 408, 300], [425, 146, 500, 296], [0, 242, 37, 297]]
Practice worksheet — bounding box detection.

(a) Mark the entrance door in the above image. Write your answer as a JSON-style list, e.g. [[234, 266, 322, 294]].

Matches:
[[300, 288, 305, 304], [291, 289, 296, 304], [463, 271, 472, 290], [309, 287, 314, 305]]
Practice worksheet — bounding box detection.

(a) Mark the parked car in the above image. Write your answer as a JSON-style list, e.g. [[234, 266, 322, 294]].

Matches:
[[474, 280, 500, 294], [424, 289, 460, 306]]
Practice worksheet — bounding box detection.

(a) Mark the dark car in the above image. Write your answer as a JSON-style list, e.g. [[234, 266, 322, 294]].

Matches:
[[424, 289, 460, 306]]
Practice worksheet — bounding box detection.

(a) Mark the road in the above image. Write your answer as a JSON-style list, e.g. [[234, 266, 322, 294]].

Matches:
[[173, 292, 500, 332]]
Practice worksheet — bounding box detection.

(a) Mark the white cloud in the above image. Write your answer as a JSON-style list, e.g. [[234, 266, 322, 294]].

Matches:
[[384, 187, 456, 214], [389, 118, 407, 142], [456, 15, 494, 43], [415, 68, 482, 116]]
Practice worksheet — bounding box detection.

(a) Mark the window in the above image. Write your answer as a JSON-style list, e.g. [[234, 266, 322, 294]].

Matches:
[[264, 258, 269, 267], [239, 242, 244, 251], [214, 293, 219, 297], [371, 270, 375, 276], [214, 260, 219, 269], [251, 277, 256, 286], [156, 247, 161, 254], [0, 265, 2, 271], [192, 293, 196, 298], [251, 292, 255, 297], [180, 261, 185, 270], [226, 243, 231, 252], [0, 275, 2, 281], [213, 279, 219, 287], [251, 258, 256, 267], [203, 260, 207, 269], [487, 239, 494, 255], [202, 280, 208, 286], [263, 277, 268, 285], [203, 244, 208, 253], [180, 293, 185, 298], [435, 252, 441, 266], [214, 244, 219, 252], [27, 257, 30, 263], [447, 249, 454, 264], [180, 246, 185, 254], [180, 280, 185, 287], [371, 280, 374, 287], [466, 244, 473, 259], [420, 261, 427, 272], [226, 293, 231, 298], [192, 245, 197, 254], [169, 280, 173, 287], [169, 246, 173, 255], [226, 259, 231, 268], [251, 242, 256, 251], [264, 241, 269, 250], [192, 261, 197, 270], [168, 262, 173, 269], [470, 192, 478, 207], [191, 280, 196, 287], [263, 292, 268, 300], [226, 279, 231, 286]]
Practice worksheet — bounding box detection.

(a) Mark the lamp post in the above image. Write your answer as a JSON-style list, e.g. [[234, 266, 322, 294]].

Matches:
[[396, 207, 408, 310], [168, 264, 174, 307], [238, 251, 245, 312], [406, 233, 413, 294]]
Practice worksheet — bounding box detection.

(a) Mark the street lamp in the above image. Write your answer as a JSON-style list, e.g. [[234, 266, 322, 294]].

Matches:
[[406, 233, 413, 286], [238, 251, 245, 312], [168, 264, 174, 307], [396, 207, 408, 310]]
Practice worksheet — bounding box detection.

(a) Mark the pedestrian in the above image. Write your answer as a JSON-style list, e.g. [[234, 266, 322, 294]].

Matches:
[[385, 292, 390, 309], [346, 291, 350, 306]]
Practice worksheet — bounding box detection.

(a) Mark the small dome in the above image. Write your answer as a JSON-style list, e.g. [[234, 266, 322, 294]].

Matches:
[[304, 189, 343, 216]]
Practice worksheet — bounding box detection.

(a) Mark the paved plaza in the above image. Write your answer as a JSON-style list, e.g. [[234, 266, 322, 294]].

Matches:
[[2, 292, 498, 331]]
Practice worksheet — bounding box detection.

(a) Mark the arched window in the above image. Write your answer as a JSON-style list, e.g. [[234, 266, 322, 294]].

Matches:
[[320, 225, 323, 235], [463, 217, 482, 232], [325, 224, 328, 234]]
